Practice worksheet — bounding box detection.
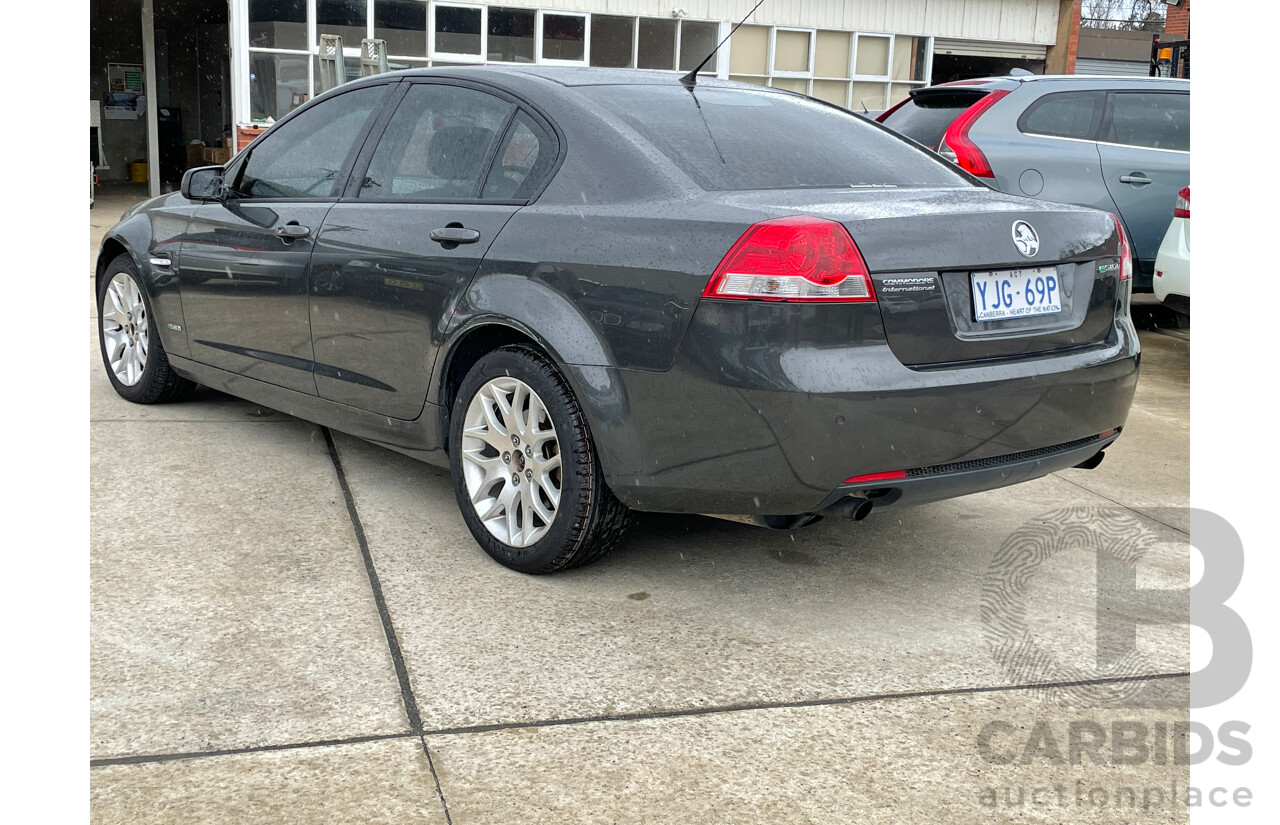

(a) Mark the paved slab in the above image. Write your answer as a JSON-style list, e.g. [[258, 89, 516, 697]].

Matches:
[[90, 418, 408, 758], [333, 430, 1188, 732], [91, 737, 447, 824], [426, 686, 1190, 824]]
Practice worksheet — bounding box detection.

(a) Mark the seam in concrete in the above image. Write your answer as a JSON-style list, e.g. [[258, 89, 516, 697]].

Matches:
[[323, 427, 453, 824], [90, 671, 1191, 769], [417, 671, 1193, 738], [1049, 473, 1189, 536], [89, 732, 417, 767]]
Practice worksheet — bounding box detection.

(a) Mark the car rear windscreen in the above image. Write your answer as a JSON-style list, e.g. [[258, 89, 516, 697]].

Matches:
[[879, 90, 990, 150], [582, 84, 970, 192]]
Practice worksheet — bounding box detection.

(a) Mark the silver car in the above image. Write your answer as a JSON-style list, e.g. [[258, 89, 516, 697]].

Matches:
[[878, 75, 1189, 292]]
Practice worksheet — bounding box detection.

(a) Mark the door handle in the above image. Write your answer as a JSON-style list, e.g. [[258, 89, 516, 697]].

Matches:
[[430, 227, 481, 245], [273, 223, 311, 239], [1118, 173, 1151, 186]]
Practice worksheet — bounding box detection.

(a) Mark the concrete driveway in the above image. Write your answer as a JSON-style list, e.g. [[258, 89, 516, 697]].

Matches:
[[90, 189, 1191, 823]]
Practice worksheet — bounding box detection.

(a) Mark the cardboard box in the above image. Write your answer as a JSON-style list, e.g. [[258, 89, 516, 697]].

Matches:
[[185, 142, 206, 170], [201, 146, 233, 165]]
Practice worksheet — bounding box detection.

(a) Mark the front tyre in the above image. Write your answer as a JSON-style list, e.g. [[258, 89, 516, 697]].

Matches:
[[450, 346, 631, 574], [97, 256, 196, 404]]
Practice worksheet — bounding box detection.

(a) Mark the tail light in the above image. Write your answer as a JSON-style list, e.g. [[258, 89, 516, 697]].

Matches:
[[1174, 186, 1190, 219], [1111, 214, 1133, 282], [875, 97, 909, 123], [937, 89, 1009, 178], [703, 216, 876, 303]]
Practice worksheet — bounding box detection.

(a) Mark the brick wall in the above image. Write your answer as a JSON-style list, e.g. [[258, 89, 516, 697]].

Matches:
[[1046, 0, 1083, 74], [1166, 0, 1190, 38]]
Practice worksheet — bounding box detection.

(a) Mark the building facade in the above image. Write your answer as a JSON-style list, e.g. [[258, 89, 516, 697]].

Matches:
[[93, 0, 1075, 194]]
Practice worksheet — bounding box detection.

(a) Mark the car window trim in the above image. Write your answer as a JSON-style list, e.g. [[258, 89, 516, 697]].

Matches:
[[1097, 89, 1189, 153], [342, 76, 564, 206], [229, 81, 399, 203], [1016, 90, 1106, 142]]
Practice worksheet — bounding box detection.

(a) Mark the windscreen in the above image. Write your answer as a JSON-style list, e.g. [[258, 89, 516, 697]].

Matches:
[[582, 84, 971, 192], [879, 89, 990, 150]]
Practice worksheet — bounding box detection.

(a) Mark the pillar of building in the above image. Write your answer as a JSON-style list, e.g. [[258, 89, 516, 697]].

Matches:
[[1044, 0, 1083, 75]]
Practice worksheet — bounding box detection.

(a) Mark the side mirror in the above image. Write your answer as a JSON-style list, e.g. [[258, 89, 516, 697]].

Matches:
[[181, 166, 224, 201]]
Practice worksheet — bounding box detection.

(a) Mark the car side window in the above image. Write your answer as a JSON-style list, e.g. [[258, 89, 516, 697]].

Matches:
[[481, 113, 554, 200], [359, 84, 515, 201], [236, 85, 388, 199], [1018, 91, 1103, 140], [1102, 92, 1189, 152]]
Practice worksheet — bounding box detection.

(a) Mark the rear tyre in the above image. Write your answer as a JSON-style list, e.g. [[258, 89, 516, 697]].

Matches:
[[97, 256, 196, 404], [449, 345, 632, 574]]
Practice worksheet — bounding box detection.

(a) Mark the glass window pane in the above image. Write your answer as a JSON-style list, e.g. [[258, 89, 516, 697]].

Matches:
[[679, 21, 720, 73], [240, 85, 387, 198], [435, 5, 482, 56], [729, 25, 768, 75], [770, 77, 808, 94], [1020, 92, 1100, 139], [1103, 92, 1188, 151], [318, 0, 368, 48], [542, 14, 585, 62], [488, 7, 535, 63], [483, 114, 553, 199], [590, 16, 634, 68], [855, 35, 890, 77], [811, 79, 849, 107], [250, 52, 310, 122], [893, 36, 927, 82], [637, 19, 677, 70], [889, 83, 914, 109], [773, 30, 811, 74], [375, 1, 428, 57], [583, 84, 968, 191], [249, 0, 307, 51], [814, 31, 850, 78], [850, 81, 886, 112], [360, 84, 514, 199]]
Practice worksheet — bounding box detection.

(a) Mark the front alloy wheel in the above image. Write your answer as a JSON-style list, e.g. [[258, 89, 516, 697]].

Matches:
[[96, 255, 196, 404]]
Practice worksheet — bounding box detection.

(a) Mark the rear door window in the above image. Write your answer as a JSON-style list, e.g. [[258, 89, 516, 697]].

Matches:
[[1018, 91, 1104, 140], [1101, 91, 1189, 152], [481, 113, 555, 200], [584, 85, 970, 191], [358, 83, 516, 200], [878, 89, 989, 150]]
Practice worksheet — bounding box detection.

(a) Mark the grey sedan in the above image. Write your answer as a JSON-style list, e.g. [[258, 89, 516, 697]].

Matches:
[[95, 67, 1138, 573]]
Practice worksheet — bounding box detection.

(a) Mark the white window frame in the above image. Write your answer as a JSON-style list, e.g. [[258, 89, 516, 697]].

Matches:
[[536, 9, 589, 67], [768, 26, 815, 79], [373, 0, 431, 61], [849, 31, 894, 111], [484, 5, 538, 65], [429, 1, 487, 63], [676, 19, 725, 76]]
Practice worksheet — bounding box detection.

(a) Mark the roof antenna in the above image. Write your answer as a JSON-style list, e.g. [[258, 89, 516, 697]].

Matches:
[[680, 0, 766, 88]]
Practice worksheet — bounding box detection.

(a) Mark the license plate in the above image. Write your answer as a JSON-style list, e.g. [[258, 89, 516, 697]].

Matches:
[[971, 267, 1061, 322]]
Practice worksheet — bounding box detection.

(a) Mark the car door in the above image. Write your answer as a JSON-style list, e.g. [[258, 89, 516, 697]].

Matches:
[[178, 83, 391, 394], [1096, 90, 1190, 277], [308, 81, 556, 418]]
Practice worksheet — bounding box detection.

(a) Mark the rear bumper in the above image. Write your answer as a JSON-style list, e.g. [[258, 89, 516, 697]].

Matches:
[[1154, 217, 1190, 304], [809, 430, 1119, 513], [573, 302, 1139, 515]]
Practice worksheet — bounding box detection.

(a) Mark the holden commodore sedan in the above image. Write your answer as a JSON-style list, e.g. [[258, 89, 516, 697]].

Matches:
[[96, 66, 1138, 574]]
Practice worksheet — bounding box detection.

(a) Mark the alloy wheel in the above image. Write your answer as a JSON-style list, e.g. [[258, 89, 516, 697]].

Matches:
[[101, 272, 150, 386], [460, 376, 562, 547]]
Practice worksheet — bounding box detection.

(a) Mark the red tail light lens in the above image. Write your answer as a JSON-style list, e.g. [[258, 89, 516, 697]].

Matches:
[[704, 216, 876, 303], [1111, 214, 1133, 282], [1174, 186, 1190, 219], [938, 89, 1009, 178]]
